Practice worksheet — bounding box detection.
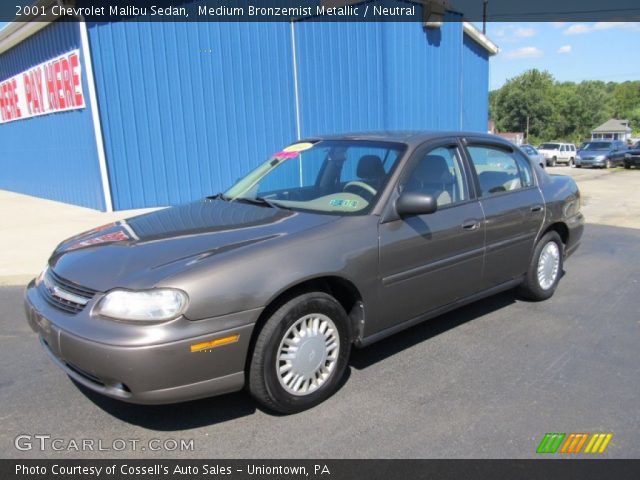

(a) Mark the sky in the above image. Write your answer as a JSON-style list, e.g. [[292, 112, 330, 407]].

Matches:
[[485, 22, 640, 90]]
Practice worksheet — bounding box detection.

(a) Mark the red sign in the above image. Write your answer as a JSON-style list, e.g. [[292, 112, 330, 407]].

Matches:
[[0, 49, 85, 124]]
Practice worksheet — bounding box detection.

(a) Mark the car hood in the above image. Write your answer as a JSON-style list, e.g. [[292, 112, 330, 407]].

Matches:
[[578, 149, 611, 157], [50, 199, 339, 291]]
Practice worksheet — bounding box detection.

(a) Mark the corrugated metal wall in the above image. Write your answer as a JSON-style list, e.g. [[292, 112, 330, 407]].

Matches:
[[462, 33, 489, 132], [0, 21, 105, 210], [87, 21, 297, 210], [294, 14, 465, 137]]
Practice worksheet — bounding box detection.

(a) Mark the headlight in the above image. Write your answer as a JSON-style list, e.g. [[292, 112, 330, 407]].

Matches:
[[35, 266, 48, 286], [596, 155, 606, 160], [96, 289, 188, 322]]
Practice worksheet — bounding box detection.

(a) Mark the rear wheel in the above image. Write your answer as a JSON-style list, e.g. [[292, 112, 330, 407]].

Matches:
[[518, 231, 564, 301], [248, 292, 351, 414], [569, 157, 575, 167]]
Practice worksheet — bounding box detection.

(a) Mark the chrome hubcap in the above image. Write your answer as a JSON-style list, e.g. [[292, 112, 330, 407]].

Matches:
[[537, 241, 560, 290], [276, 313, 339, 396]]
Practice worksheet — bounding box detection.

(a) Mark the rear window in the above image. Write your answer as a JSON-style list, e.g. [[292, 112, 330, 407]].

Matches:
[[582, 142, 612, 151]]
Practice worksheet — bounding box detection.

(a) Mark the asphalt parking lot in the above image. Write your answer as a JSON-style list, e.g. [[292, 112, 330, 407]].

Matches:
[[1, 167, 639, 459]]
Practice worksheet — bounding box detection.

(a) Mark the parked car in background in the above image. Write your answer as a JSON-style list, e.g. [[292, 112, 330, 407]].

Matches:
[[538, 142, 577, 167], [623, 141, 640, 169], [576, 140, 627, 168], [24, 131, 584, 413], [520, 144, 545, 169]]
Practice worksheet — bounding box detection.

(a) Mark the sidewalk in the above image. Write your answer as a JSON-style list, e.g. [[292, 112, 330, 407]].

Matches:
[[0, 190, 158, 286]]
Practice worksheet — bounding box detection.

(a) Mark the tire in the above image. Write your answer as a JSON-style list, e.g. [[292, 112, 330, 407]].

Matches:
[[248, 292, 351, 414], [624, 164, 631, 169], [517, 231, 564, 301], [569, 157, 575, 167], [576, 165, 582, 168], [605, 159, 612, 169], [551, 157, 557, 167]]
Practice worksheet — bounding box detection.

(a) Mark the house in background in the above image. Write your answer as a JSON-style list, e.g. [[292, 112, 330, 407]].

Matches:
[[591, 119, 632, 141]]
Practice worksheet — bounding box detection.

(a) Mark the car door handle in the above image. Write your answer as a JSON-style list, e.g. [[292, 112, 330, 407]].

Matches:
[[462, 220, 481, 231], [530, 205, 544, 213]]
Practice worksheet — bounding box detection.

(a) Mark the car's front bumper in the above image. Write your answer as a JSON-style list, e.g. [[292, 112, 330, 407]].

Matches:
[[24, 280, 261, 404], [577, 157, 606, 167], [624, 155, 640, 167]]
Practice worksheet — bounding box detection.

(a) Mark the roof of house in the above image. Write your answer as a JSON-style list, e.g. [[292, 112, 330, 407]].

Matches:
[[592, 119, 632, 133]]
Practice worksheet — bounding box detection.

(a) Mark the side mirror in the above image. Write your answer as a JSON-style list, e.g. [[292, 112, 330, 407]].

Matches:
[[395, 192, 437, 217]]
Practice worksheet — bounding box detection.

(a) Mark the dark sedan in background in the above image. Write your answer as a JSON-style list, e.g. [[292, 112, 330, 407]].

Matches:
[[624, 141, 640, 169], [576, 140, 628, 168], [25, 132, 584, 414]]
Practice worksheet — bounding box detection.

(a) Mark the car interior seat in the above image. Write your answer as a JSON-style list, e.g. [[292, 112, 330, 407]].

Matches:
[[405, 155, 455, 206], [356, 155, 386, 191]]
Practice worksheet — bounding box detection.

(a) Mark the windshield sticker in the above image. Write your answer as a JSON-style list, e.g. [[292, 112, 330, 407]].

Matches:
[[283, 142, 313, 153], [273, 151, 300, 159], [329, 199, 359, 209]]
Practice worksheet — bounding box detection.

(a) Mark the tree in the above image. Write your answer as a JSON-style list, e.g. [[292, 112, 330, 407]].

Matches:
[[491, 69, 555, 142], [489, 70, 640, 142]]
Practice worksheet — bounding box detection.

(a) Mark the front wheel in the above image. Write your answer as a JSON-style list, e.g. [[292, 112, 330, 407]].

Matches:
[[248, 292, 351, 414], [518, 231, 564, 301], [624, 164, 631, 169]]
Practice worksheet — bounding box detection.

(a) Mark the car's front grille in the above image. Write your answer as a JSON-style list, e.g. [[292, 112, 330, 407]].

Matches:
[[39, 269, 97, 314]]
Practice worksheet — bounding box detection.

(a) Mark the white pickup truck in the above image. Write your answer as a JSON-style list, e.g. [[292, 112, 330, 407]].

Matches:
[[538, 142, 577, 167]]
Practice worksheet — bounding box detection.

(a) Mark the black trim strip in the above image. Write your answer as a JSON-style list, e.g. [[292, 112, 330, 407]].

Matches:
[[485, 232, 536, 254], [382, 246, 485, 286]]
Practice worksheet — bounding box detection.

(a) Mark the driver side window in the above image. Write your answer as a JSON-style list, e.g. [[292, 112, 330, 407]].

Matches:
[[401, 146, 468, 207]]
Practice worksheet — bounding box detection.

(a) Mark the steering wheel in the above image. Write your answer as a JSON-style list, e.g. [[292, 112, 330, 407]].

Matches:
[[343, 181, 377, 200]]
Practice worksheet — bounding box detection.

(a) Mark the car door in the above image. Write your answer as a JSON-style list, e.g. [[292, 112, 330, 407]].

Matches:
[[559, 145, 568, 162], [375, 140, 485, 334], [463, 139, 545, 289]]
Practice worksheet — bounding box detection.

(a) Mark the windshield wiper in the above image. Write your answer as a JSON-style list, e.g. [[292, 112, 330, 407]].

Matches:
[[207, 193, 231, 201], [234, 196, 290, 210]]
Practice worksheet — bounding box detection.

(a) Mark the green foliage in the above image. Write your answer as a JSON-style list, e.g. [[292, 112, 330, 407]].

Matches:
[[489, 70, 640, 143]]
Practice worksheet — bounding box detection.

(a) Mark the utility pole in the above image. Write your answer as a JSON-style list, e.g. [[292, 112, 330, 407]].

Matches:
[[526, 115, 530, 143], [483, 1, 488, 34]]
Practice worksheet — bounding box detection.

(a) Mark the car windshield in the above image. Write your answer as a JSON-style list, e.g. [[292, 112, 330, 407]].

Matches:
[[581, 142, 612, 151], [223, 140, 406, 215], [521, 146, 535, 154], [539, 143, 560, 150]]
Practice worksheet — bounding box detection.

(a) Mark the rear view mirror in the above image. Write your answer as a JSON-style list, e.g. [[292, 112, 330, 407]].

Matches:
[[396, 192, 437, 217]]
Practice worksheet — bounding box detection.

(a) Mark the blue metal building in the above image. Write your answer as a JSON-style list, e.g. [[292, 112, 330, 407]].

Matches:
[[0, 5, 497, 211]]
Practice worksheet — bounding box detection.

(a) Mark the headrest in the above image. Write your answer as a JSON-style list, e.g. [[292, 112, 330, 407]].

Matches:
[[357, 155, 385, 180], [413, 155, 454, 184]]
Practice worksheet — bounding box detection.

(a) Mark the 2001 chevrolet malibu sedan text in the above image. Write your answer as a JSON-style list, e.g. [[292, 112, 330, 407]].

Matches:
[[25, 132, 584, 413]]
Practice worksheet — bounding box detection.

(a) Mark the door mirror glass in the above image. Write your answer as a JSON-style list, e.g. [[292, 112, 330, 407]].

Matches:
[[396, 192, 437, 216]]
